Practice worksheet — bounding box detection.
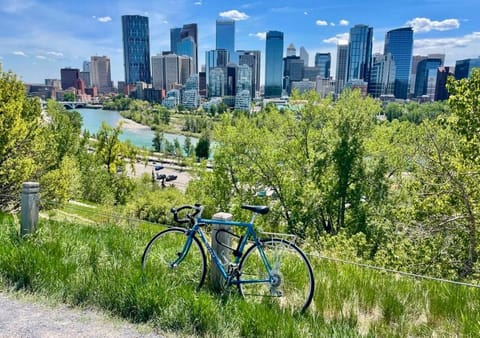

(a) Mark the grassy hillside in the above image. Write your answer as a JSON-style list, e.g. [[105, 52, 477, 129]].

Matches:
[[1, 213, 479, 337]]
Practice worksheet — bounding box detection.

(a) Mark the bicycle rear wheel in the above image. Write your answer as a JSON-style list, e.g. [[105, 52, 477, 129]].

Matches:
[[142, 227, 207, 290], [238, 238, 315, 313]]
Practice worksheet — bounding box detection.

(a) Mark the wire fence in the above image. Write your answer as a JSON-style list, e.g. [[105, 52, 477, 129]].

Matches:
[[3, 191, 480, 290]]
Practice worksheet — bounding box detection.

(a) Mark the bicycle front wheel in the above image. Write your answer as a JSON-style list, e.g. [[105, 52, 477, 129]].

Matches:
[[238, 238, 315, 313], [142, 227, 207, 290]]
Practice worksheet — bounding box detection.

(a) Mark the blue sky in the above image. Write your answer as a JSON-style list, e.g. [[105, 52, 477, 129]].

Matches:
[[0, 0, 478, 84]]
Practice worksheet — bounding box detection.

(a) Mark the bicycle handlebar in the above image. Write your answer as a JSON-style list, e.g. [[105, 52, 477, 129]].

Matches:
[[170, 204, 204, 224]]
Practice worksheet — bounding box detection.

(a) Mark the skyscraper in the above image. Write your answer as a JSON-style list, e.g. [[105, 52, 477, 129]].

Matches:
[[455, 58, 480, 79], [122, 15, 151, 84], [314, 53, 331, 78], [238, 50, 261, 97], [347, 24, 373, 82], [335, 44, 348, 94], [435, 66, 454, 101], [90, 56, 113, 94], [368, 53, 396, 98], [414, 57, 443, 97], [283, 56, 304, 94], [286, 43, 296, 57], [216, 19, 235, 58], [384, 27, 413, 99], [299, 46, 309, 66], [60, 68, 79, 90], [265, 31, 284, 98], [171, 23, 199, 74]]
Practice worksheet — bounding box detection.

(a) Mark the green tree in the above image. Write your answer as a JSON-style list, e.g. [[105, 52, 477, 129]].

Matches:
[[152, 130, 164, 152], [0, 69, 44, 210], [95, 122, 137, 175], [63, 92, 75, 101], [195, 133, 210, 160], [183, 136, 194, 156]]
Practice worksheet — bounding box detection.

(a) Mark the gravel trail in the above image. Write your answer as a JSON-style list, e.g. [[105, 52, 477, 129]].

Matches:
[[0, 292, 166, 338]]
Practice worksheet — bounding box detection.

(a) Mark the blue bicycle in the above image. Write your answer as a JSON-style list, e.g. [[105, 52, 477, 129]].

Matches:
[[142, 204, 315, 313]]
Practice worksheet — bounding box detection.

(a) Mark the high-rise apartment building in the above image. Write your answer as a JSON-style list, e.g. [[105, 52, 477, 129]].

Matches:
[[209, 67, 225, 97], [265, 31, 284, 98], [314, 53, 331, 78], [455, 58, 480, 79], [122, 15, 151, 85], [170, 24, 198, 73], [151, 53, 181, 91], [335, 44, 348, 94], [384, 27, 413, 99], [347, 24, 373, 82], [60, 68, 79, 90], [238, 50, 261, 97], [90, 56, 113, 94], [216, 18, 235, 62]]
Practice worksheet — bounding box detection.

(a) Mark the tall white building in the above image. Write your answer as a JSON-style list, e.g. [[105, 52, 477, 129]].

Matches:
[[299, 46, 309, 67]]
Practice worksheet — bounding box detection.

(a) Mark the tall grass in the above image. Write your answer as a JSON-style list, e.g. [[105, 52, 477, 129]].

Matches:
[[1, 213, 480, 337]]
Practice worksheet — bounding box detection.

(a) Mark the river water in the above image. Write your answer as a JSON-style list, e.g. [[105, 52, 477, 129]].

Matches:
[[77, 108, 197, 150]]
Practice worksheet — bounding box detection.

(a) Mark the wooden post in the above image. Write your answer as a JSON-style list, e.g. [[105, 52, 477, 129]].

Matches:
[[21, 182, 39, 236], [211, 212, 233, 291]]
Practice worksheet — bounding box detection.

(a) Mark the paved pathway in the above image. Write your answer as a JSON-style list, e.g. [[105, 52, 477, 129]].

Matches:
[[0, 292, 166, 338]]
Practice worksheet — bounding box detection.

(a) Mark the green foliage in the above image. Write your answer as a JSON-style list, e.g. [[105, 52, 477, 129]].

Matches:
[[0, 70, 43, 210], [195, 133, 211, 160], [1, 215, 480, 336], [95, 122, 137, 175], [102, 95, 133, 111], [63, 92, 75, 102], [383, 101, 450, 124]]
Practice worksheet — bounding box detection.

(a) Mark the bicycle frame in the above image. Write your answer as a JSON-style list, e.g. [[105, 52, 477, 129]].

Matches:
[[178, 214, 273, 286]]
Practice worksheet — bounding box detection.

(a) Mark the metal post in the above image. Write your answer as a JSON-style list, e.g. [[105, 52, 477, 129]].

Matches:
[[211, 212, 233, 291], [21, 182, 40, 236]]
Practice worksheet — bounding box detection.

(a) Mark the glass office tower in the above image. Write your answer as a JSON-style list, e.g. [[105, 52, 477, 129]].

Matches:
[[347, 24, 373, 82], [265, 31, 284, 98], [122, 15, 151, 84], [335, 44, 348, 94], [216, 19, 235, 55], [414, 58, 443, 97], [171, 24, 199, 73], [314, 53, 331, 78], [384, 27, 413, 99], [455, 58, 480, 79]]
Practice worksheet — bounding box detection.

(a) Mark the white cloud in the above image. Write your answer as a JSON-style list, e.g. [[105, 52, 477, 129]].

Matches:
[[97, 16, 112, 23], [330, 22, 335, 26], [36, 55, 46, 60], [406, 17, 460, 33], [13, 51, 27, 57], [316, 20, 328, 26], [304, 11, 308, 15], [219, 9, 249, 21], [249, 32, 267, 40], [323, 33, 349, 45], [414, 31, 480, 49], [339, 19, 349, 26], [46, 51, 63, 57], [194, 1, 202, 5]]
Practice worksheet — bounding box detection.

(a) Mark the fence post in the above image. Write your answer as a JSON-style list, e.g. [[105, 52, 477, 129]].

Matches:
[[21, 182, 40, 236], [211, 212, 233, 291]]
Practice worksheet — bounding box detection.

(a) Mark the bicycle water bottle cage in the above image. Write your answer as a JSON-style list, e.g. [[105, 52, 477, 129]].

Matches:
[[241, 205, 270, 215]]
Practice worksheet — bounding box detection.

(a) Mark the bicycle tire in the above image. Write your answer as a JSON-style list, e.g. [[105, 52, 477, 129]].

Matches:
[[142, 227, 207, 290], [237, 238, 315, 313]]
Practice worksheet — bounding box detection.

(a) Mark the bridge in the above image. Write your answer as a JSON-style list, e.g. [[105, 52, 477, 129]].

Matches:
[[40, 100, 102, 110]]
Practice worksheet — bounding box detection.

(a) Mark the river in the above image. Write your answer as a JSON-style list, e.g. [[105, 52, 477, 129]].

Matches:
[[77, 108, 197, 150]]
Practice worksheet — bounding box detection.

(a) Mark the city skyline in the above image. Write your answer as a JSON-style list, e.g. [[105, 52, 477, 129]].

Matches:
[[0, 0, 479, 84]]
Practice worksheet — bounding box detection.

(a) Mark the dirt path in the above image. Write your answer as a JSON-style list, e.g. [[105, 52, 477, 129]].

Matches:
[[0, 292, 166, 338]]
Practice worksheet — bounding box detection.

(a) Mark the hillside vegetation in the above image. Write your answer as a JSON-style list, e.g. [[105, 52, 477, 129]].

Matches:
[[1, 214, 480, 337]]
